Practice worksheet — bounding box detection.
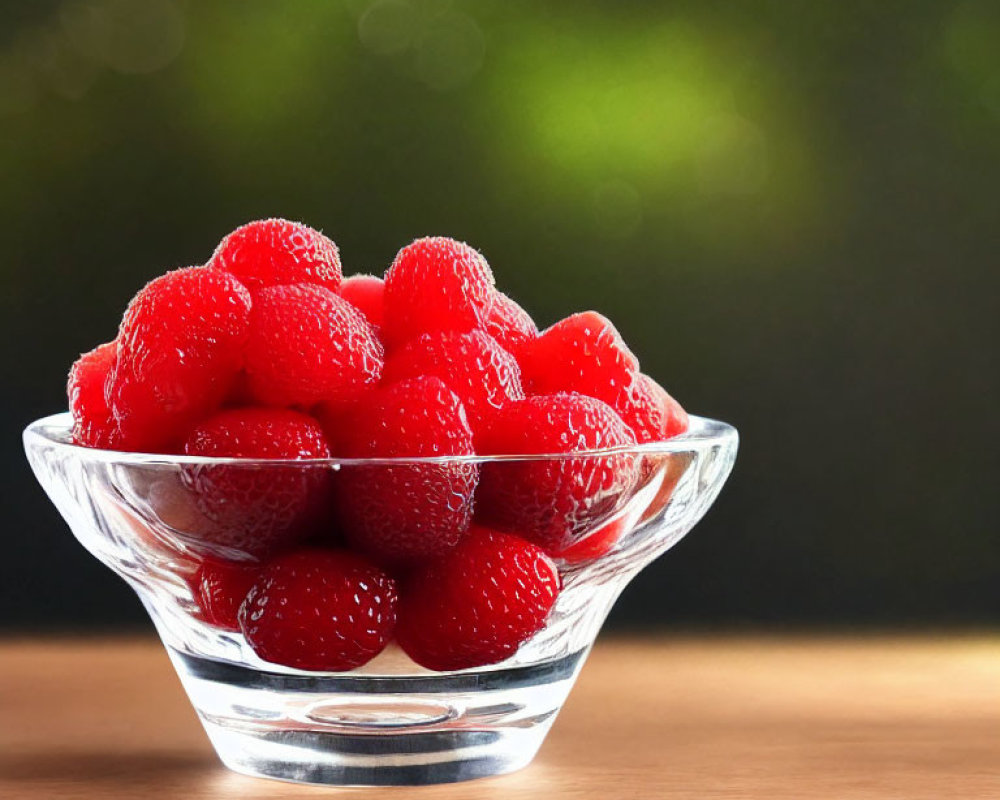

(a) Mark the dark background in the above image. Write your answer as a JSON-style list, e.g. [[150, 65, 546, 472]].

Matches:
[[2, 0, 998, 632]]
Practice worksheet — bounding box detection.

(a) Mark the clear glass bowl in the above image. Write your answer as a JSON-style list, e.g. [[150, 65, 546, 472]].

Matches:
[[23, 412, 737, 786]]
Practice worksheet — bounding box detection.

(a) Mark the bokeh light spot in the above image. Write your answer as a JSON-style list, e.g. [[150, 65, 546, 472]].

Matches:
[[414, 10, 485, 91], [498, 22, 747, 183], [60, 0, 185, 76], [358, 0, 417, 55], [488, 14, 825, 252], [22, 28, 99, 101]]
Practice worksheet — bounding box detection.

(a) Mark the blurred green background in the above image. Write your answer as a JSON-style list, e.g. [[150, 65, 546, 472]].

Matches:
[[2, 0, 997, 631]]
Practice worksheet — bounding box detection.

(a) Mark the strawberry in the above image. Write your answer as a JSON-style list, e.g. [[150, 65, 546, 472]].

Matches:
[[518, 311, 638, 400], [181, 407, 331, 558], [383, 237, 495, 347], [67, 341, 121, 449], [335, 377, 477, 565], [239, 548, 398, 672], [208, 218, 342, 294], [339, 274, 385, 329], [476, 393, 640, 554], [108, 267, 251, 452], [244, 284, 383, 408], [485, 292, 537, 358], [383, 329, 524, 439], [518, 312, 688, 442], [191, 556, 260, 632], [396, 527, 560, 671]]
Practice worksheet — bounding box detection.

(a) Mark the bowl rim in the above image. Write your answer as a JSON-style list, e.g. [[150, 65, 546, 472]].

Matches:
[[24, 411, 738, 467]]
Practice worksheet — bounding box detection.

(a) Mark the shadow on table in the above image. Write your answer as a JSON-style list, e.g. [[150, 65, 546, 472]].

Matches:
[[0, 750, 216, 784]]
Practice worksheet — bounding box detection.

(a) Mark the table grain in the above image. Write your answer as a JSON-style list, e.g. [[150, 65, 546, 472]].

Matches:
[[1, 635, 998, 799]]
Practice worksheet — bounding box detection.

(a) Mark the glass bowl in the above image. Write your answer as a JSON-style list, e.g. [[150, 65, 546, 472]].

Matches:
[[23, 411, 737, 786]]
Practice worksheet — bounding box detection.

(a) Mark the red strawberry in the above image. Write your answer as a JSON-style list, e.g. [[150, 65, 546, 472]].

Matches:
[[516, 313, 688, 443], [615, 373, 689, 442], [518, 311, 638, 400], [239, 548, 398, 672], [191, 556, 260, 632], [181, 408, 332, 558], [244, 284, 383, 408], [340, 274, 385, 329], [383, 330, 524, 439], [485, 292, 537, 358], [185, 407, 331, 460], [554, 516, 627, 563], [397, 527, 560, 671], [108, 266, 252, 452], [650, 375, 689, 439], [639, 452, 690, 523], [476, 393, 640, 554], [335, 377, 478, 565], [383, 237, 495, 347], [67, 341, 121, 449], [208, 218, 342, 294]]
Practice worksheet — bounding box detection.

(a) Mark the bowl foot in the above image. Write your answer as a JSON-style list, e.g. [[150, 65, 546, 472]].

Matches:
[[206, 722, 546, 786], [170, 648, 585, 786]]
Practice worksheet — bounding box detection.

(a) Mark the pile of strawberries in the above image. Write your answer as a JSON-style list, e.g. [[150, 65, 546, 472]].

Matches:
[[67, 219, 688, 673]]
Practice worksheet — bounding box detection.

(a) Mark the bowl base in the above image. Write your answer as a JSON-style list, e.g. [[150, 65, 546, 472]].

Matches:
[[205, 720, 546, 786], [170, 648, 585, 786]]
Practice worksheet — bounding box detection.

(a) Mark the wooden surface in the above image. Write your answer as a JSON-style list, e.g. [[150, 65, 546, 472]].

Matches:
[[1, 635, 998, 799]]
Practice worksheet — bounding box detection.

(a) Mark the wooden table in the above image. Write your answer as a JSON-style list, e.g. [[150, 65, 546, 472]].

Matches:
[[1, 635, 998, 798]]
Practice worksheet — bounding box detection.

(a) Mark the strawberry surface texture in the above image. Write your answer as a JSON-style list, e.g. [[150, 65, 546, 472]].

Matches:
[[240, 549, 398, 672], [396, 527, 560, 671], [209, 218, 342, 294], [476, 393, 641, 554], [244, 283, 383, 408], [108, 266, 251, 452], [181, 407, 332, 558], [334, 377, 478, 566], [383, 236, 495, 346], [192, 556, 260, 632], [67, 341, 121, 449], [383, 329, 524, 439]]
